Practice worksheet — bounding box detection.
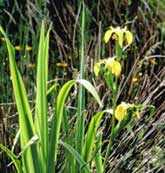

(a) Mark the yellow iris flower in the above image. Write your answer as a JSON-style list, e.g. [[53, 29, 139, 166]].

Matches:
[[115, 102, 141, 122], [94, 57, 121, 77], [104, 26, 133, 48]]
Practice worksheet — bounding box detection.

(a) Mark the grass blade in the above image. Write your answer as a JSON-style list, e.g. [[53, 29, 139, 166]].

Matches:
[[59, 141, 91, 173], [77, 79, 103, 107], [34, 21, 50, 172], [48, 80, 75, 173], [94, 134, 103, 173], [0, 26, 38, 173], [83, 112, 104, 163], [0, 144, 23, 173], [76, 1, 86, 162], [47, 82, 59, 96]]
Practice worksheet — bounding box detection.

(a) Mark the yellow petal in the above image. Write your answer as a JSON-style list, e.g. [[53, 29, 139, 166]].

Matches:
[[26, 45, 32, 51], [136, 111, 141, 120], [125, 30, 133, 46], [15, 46, 21, 51], [112, 34, 117, 40], [112, 60, 122, 77], [56, 63, 68, 67], [28, 63, 35, 69], [149, 58, 157, 65], [115, 102, 128, 122], [1, 37, 5, 42], [104, 30, 113, 43], [132, 77, 138, 83], [94, 60, 106, 76], [94, 63, 101, 77], [106, 58, 121, 77]]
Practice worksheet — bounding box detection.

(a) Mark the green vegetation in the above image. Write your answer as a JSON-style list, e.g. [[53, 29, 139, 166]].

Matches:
[[0, 0, 164, 173]]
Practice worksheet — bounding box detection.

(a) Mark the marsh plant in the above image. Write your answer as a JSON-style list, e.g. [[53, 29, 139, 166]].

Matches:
[[0, 21, 104, 173], [93, 26, 146, 172], [0, 10, 151, 173]]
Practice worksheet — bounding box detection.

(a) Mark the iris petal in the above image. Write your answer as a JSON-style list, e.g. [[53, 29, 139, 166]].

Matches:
[[106, 58, 122, 77], [94, 61, 105, 76], [104, 30, 113, 43], [115, 102, 128, 122], [94, 63, 101, 76], [112, 60, 122, 77], [125, 30, 133, 46]]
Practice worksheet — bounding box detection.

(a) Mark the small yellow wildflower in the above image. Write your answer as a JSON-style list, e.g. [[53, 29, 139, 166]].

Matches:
[[28, 63, 35, 69], [94, 58, 121, 77], [132, 77, 138, 83], [149, 58, 157, 65], [1, 37, 5, 42], [104, 26, 133, 48], [115, 102, 129, 122], [56, 62, 68, 68], [26, 45, 32, 51], [15, 46, 21, 51]]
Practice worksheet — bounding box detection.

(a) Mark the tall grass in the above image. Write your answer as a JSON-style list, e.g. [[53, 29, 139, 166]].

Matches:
[[0, 20, 104, 172], [75, 1, 86, 171]]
